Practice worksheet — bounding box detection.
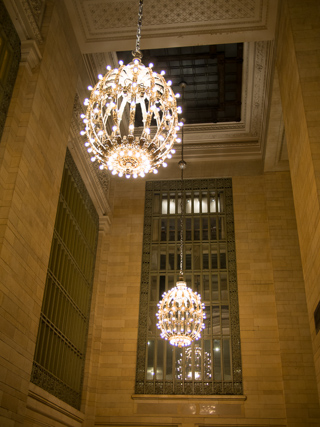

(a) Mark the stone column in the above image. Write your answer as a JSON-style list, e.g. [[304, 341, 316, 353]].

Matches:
[[276, 0, 320, 400], [0, 2, 80, 425]]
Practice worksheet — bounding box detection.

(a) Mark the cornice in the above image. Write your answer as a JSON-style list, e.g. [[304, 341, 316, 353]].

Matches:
[[68, 95, 111, 218]]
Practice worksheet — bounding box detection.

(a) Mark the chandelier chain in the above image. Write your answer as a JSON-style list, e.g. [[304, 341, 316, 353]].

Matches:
[[135, 0, 144, 54], [179, 126, 184, 276]]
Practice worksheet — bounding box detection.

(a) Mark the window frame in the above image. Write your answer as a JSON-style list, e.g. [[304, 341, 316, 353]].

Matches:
[[135, 178, 242, 395]]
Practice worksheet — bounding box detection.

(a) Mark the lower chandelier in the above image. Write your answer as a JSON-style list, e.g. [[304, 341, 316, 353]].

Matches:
[[156, 276, 206, 347]]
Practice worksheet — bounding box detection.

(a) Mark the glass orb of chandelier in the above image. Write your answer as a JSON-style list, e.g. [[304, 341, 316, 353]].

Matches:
[[156, 277, 205, 347], [81, 56, 182, 178]]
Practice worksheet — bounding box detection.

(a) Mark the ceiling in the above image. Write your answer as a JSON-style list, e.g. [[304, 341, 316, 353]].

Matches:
[[62, 0, 285, 169], [5, 0, 287, 174], [118, 43, 243, 126]]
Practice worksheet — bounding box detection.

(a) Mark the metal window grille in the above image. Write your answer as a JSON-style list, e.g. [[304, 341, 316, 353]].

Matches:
[[31, 150, 99, 409], [135, 179, 242, 395]]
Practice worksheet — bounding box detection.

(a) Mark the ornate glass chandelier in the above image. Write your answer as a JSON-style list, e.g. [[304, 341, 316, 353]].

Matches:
[[81, 0, 181, 178], [156, 90, 205, 347]]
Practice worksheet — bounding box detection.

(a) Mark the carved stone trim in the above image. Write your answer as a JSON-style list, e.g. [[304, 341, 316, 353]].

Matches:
[[20, 39, 42, 72], [20, 0, 43, 42], [68, 94, 111, 218], [0, 0, 21, 142]]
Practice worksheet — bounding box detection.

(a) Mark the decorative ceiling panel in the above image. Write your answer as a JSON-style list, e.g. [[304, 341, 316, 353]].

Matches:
[[65, 0, 276, 53]]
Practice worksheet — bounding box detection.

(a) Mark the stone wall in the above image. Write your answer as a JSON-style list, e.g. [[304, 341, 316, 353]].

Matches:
[[276, 0, 320, 397], [0, 2, 80, 425], [90, 171, 319, 427]]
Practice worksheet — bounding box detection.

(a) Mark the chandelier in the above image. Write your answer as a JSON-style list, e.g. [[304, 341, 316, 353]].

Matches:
[[81, 0, 181, 178], [156, 86, 205, 347]]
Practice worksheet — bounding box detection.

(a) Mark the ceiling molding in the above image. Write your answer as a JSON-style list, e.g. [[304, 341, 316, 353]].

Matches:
[[64, 0, 278, 53]]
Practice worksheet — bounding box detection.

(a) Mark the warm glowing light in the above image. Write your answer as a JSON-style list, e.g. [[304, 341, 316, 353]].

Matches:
[[156, 278, 205, 347], [82, 57, 179, 177]]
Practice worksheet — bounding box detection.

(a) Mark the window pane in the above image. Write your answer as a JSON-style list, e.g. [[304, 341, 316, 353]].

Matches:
[[186, 245, 192, 270], [169, 193, 176, 214], [201, 192, 208, 213], [221, 305, 230, 335], [186, 217, 192, 241], [220, 244, 226, 269], [147, 340, 155, 379], [219, 216, 226, 240], [152, 219, 159, 241], [160, 252, 166, 270], [210, 217, 217, 240], [151, 247, 158, 270], [150, 276, 157, 302], [148, 306, 157, 335], [166, 344, 173, 380], [194, 342, 202, 380], [161, 219, 167, 241], [162, 194, 168, 214], [213, 339, 221, 380], [204, 340, 212, 380], [212, 306, 220, 334], [169, 219, 175, 241], [211, 275, 219, 301], [193, 245, 201, 270], [210, 192, 216, 212], [157, 340, 164, 380], [202, 246, 209, 269], [203, 275, 210, 301], [223, 338, 231, 381], [202, 217, 208, 240], [186, 193, 192, 213], [218, 191, 225, 213], [194, 217, 200, 240], [159, 276, 165, 299], [194, 192, 200, 213], [220, 273, 228, 300], [153, 193, 160, 214], [211, 246, 218, 269]]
